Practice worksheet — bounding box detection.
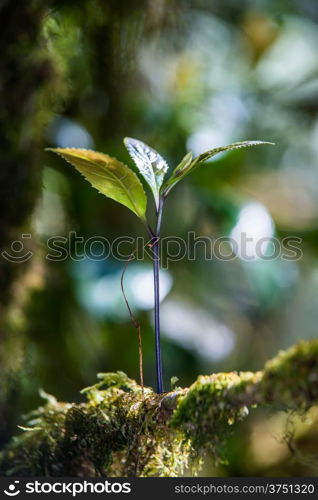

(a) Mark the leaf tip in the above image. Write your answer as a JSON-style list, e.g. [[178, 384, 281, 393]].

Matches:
[[45, 147, 66, 155], [123, 137, 134, 146], [253, 141, 275, 146]]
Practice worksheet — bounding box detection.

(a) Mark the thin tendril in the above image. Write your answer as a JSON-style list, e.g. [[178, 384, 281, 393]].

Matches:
[[120, 249, 144, 397], [120, 235, 160, 397]]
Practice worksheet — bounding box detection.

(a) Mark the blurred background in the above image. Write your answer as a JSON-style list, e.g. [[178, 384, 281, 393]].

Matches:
[[1, 0, 318, 476]]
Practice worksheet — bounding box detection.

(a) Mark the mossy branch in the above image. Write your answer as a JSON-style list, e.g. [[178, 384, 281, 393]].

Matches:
[[1, 340, 318, 477]]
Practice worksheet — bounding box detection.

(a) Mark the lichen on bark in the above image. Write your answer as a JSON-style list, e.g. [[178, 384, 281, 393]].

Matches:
[[1, 340, 318, 477]]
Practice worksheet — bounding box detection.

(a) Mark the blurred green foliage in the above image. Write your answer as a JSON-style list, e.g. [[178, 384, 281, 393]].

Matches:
[[2, 0, 318, 476]]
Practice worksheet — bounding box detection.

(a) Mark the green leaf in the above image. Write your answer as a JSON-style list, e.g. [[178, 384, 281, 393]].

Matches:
[[161, 141, 274, 197], [190, 140, 275, 167], [160, 151, 193, 197], [46, 148, 147, 220], [124, 137, 169, 209]]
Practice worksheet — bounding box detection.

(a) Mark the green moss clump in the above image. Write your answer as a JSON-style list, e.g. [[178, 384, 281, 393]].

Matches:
[[261, 340, 318, 409], [170, 340, 318, 462], [1, 340, 318, 477], [0, 393, 71, 476], [170, 371, 260, 460], [0, 372, 191, 477]]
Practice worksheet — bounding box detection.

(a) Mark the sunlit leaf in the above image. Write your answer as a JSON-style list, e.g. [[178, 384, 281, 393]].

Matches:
[[161, 141, 274, 197], [46, 148, 147, 220], [124, 137, 169, 209]]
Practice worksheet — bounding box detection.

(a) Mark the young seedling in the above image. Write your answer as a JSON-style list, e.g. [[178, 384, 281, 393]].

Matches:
[[47, 138, 273, 393]]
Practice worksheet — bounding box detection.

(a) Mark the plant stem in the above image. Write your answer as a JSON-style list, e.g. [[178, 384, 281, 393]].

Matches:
[[153, 197, 164, 393]]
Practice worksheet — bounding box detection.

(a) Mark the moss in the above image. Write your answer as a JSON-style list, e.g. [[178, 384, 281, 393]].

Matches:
[[261, 340, 318, 409], [170, 340, 318, 462], [0, 393, 70, 476], [170, 371, 261, 461], [0, 372, 190, 477], [1, 341, 318, 477]]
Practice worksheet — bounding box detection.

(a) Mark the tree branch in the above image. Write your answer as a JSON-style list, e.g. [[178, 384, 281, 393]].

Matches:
[[1, 340, 318, 477]]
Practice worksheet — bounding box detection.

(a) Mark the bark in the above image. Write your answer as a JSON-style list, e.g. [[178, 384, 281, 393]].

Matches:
[[0, 0, 66, 444]]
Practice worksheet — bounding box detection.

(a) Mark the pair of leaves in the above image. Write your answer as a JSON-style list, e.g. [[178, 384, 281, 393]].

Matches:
[[46, 138, 168, 220], [47, 138, 274, 220], [124, 138, 274, 202]]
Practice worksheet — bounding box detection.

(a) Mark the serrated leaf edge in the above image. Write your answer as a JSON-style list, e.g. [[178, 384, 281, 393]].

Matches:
[[46, 147, 147, 220]]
